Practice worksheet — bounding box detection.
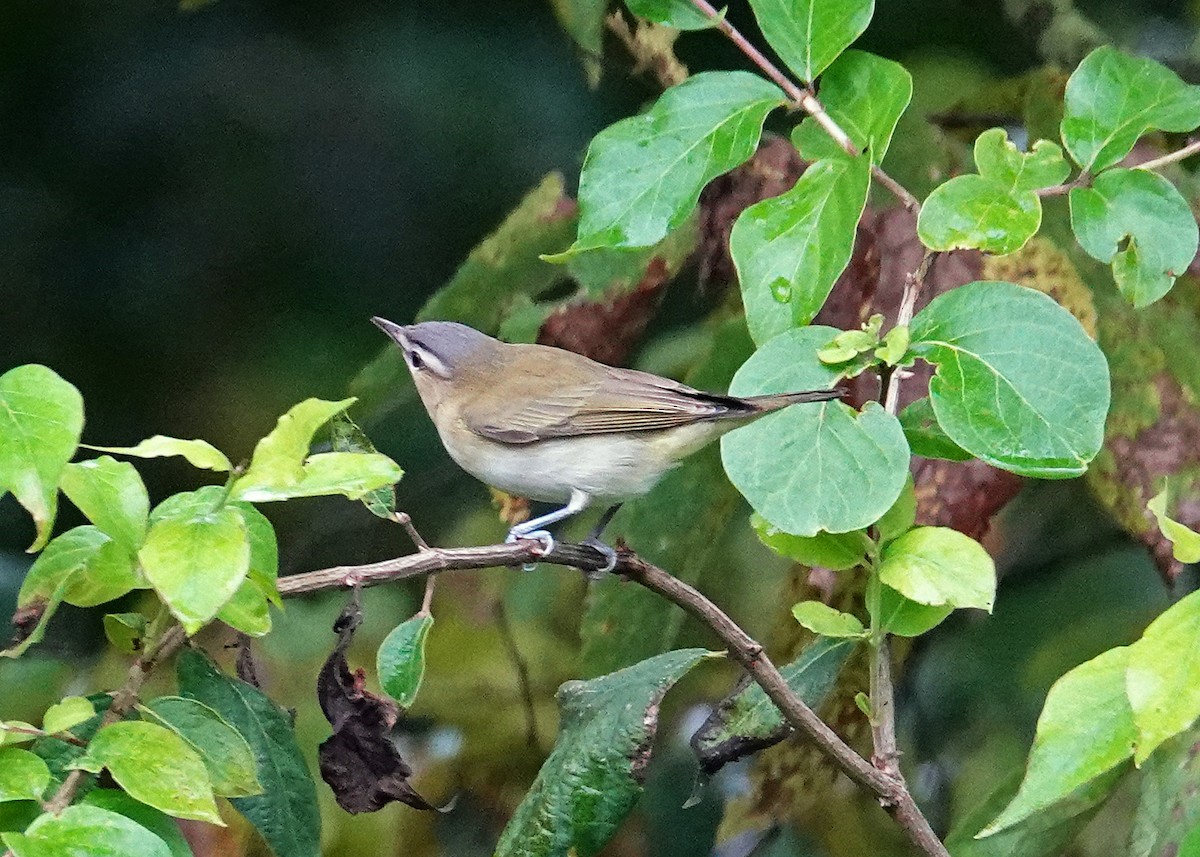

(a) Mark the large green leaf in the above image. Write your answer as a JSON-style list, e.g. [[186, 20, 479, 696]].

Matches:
[[0, 365, 84, 551], [60, 456, 149, 553], [1069, 168, 1198, 308], [552, 72, 784, 256], [0, 749, 50, 803], [721, 326, 910, 535], [141, 696, 262, 798], [1125, 590, 1200, 764], [918, 129, 1069, 255], [897, 397, 971, 462], [747, 0, 873, 83], [177, 649, 320, 857], [690, 638, 854, 774], [733, 154, 871, 344], [1060, 46, 1200, 172], [791, 49, 912, 162], [377, 614, 434, 708], [751, 512, 870, 571], [908, 281, 1110, 478], [623, 0, 713, 29], [495, 649, 707, 857], [877, 526, 996, 611], [875, 584, 952, 637], [138, 506, 250, 634], [81, 791, 193, 857], [74, 721, 221, 824], [1, 805, 172, 857], [42, 697, 95, 736], [980, 646, 1135, 836], [84, 436, 231, 472]]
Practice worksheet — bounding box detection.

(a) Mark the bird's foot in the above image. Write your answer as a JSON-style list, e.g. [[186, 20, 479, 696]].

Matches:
[[581, 537, 618, 578], [506, 528, 555, 571]]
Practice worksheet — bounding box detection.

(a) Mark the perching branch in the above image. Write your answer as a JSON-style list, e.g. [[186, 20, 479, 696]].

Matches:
[[687, 0, 921, 213], [1133, 137, 1200, 172], [279, 537, 950, 857]]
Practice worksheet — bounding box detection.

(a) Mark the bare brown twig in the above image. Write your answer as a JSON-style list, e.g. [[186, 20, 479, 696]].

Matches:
[[686, 0, 921, 213], [279, 542, 949, 857]]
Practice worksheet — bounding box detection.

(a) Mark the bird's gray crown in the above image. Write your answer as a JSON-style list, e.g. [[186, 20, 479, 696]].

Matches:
[[404, 321, 489, 370]]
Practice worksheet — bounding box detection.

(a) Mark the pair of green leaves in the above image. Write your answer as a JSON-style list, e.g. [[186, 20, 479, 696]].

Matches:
[[791, 526, 994, 640], [982, 589, 1200, 838], [722, 281, 1109, 540]]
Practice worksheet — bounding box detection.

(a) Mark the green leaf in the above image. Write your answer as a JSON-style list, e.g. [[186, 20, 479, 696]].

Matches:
[[75, 721, 221, 824], [85, 436, 232, 472], [102, 613, 146, 655], [42, 697, 95, 736], [748, 0, 873, 83], [177, 649, 320, 857], [81, 791, 194, 857], [721, 326, 910, 535], [377, 614, 434, 709], [733, 154, 871, 344], [875, 475, 916, 543], [877, 526, 995, 611], [1130, 721, 1200, 857], [908, 281, 1110, 478], [1069, 168, 1198, 308], [60, 457, 149, 552], [216, 579, 272, 637], [0, 749, 50, 803], [791, 49, 912, 162], [897, 397, 972, 461], [552, 71, 784, 256], [495, 649, 707, 857], [791, 601, 867, 637], [328, 412, 396, 519], [751, 513, 869, 571], [875, 325, 910, 366], [691, 638, 854, 774], [142, 696, 262, 798], [138, 506, 250, 634], [0, 365, 84, 551], [623, 0, 714, 30], [234, 451, 402, 504], [233, 502, 280, 606], [875, 584, 952, 637], [18, 526, 141, 610], [231, 397, 353, 497], [917, 129, 1069, 255], [1126, 590, 1200, 764], [2, 805, 172, 857], [1060, 45, 1200, 172], [1147, 488, 1200, 563], [0, 724, 38, 748], [981, 646, 1135, 837]]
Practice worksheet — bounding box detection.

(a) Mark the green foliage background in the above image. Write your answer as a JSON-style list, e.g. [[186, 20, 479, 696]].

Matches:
[[1, 0, 1196, 855]]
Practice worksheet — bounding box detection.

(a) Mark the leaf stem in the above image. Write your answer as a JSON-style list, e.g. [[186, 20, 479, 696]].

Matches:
[[280, 541, 950, 857], [687, 0, 920, 213], [1134, 137, 1200, 172]]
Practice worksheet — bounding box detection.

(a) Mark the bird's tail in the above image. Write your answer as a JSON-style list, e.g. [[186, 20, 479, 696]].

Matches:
[[740, 388, 844, 413]]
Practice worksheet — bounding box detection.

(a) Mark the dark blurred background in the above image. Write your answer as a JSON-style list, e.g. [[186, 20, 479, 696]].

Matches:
[[0, 1, 1195, 855]]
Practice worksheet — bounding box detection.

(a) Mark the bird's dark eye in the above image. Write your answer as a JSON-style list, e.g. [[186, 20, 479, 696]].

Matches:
[[407, 350, 424, 370]]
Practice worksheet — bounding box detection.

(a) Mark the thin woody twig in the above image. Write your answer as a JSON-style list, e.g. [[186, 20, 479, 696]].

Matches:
[[391, 511, 430, 551], [883, 250, 938, 414], [687, 0, 921, 213], [42, 623, 188, 814], [278, 542, 949, 857], [493, 599, 541, 749], [1134, 137, 1200, 172]]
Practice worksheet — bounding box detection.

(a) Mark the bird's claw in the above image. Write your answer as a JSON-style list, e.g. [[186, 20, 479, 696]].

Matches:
[[506, 528, 555, 557], [581, 537, 618, 577]]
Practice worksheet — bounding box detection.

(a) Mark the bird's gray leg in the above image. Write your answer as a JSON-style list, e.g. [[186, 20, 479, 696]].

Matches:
[[581, 504, 622, 576], [506, 488, 590, 555]]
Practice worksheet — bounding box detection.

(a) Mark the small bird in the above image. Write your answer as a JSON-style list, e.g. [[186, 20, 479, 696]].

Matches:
[[372, 317, 841, 570]]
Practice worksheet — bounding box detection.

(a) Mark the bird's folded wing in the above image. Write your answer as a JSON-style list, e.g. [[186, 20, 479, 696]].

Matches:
[[462, 366, 747, 444]]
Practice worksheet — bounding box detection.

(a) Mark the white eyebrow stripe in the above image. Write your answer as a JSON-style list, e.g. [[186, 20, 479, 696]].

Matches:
[[409, 343, 450, 378]]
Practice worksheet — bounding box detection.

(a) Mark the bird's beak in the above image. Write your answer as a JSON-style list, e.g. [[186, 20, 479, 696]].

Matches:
[[371, 316, 410, 349]]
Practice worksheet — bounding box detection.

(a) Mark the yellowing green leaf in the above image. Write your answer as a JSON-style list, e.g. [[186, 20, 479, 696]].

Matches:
[[0, 748, 50, 803], [1125, 591, 1200, 764], [791, 601, 867, 637], [878, 526, 995, 611], [60, 456, 149, 552], [2, 804, 172, 857], [84, 435, 232, 472], [1147, 488, 1200, 563]]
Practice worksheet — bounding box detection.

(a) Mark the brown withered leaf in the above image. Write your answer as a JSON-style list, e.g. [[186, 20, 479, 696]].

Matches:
[[316, 596, 448, 814], [538, 257, 673, 366]]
